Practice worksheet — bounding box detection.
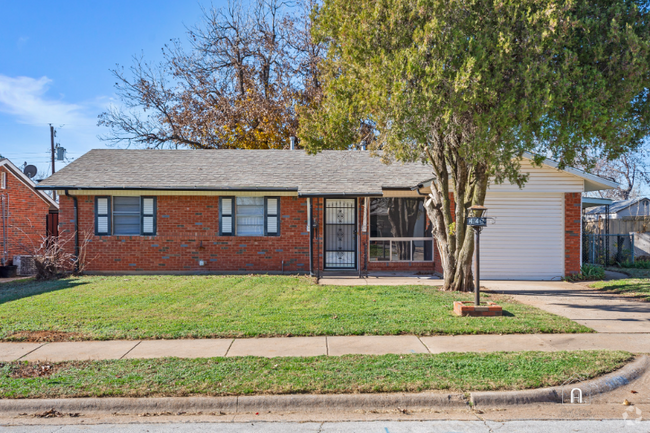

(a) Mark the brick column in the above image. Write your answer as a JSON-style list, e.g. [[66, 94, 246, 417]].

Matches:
[[564, 192, 582, 276]]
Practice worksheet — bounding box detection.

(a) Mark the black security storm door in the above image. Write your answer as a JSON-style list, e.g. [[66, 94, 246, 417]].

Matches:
[[324, 198, 357, 269]]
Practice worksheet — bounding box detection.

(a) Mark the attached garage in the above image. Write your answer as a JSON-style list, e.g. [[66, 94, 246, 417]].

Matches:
[[480, 193, 564, 280], [466, 156, 619, 280]]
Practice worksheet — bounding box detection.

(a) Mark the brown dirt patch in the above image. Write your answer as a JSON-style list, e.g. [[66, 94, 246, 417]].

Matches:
[[7, 330, 83, 342], [32, 408, 80, 418], [3, 361, 62, 378]]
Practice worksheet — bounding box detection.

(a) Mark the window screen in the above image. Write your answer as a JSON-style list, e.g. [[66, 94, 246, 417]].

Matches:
[[113, 196, 141, 235], [370, 198, 430, 237], [236, 197, 264, 236]]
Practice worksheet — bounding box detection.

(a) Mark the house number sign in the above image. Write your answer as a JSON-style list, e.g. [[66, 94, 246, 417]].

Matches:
[[466, 217, 487, 227]]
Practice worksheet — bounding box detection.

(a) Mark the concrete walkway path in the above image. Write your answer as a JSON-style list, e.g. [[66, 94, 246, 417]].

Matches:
[[2, 332, 650, 362], [319, 272, 441, 286], [484, 280, 650, 333]]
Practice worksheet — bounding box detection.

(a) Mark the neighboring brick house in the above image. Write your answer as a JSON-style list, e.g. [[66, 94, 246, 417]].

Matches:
[[36, 149, 616, 279], [0, 158, 59, 267]]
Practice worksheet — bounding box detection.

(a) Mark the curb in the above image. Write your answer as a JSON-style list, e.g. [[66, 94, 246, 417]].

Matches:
[[1, 356, 646, 416], [471, 354, 649, 406], [0, 393, 466, 416]]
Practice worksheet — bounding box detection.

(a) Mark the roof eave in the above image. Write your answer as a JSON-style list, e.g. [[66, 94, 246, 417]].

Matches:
[[36, 185, 300, 192], [0, 159, 59, 209]]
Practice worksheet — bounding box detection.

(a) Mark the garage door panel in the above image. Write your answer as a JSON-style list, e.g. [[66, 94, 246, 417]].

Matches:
[[479, 193, 564, 280]]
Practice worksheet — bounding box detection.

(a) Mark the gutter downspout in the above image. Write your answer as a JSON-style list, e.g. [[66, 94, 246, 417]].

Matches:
[[308, 198, 313, 277], [411, 183, 427, 196], [357, 199, 361, 279], [1, 194, 7, 266], [65, 189, 79, 271]]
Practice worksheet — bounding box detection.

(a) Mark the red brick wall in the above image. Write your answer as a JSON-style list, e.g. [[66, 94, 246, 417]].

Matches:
[[59, 194, 311, 273], [0, 166, 51, 265], [59, 194, 439, 274], [564, 192, 581, 276]]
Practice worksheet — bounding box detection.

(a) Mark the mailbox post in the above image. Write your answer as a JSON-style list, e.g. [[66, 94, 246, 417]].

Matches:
[[467, 205, 487, 306]]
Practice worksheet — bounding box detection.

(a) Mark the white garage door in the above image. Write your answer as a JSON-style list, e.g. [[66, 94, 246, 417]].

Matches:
[[479, 193, 564, 280]]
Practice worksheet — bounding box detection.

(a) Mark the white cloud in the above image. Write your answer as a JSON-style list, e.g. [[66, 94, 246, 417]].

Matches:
[[0, 75, 90, 127]]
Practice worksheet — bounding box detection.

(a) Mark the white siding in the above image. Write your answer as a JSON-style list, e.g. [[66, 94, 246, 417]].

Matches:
[[488, 160, 583, 193], [478, 193, 565, 280]]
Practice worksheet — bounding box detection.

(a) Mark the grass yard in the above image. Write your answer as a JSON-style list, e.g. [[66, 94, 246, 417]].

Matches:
[[0, 351, 631, 399], [0, 275, 590, 341], [591, 278, 650, 301]]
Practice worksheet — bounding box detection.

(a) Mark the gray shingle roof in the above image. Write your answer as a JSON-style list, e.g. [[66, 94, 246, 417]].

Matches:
[[585, 197, 650, 214], [36, 149, 434, 196]]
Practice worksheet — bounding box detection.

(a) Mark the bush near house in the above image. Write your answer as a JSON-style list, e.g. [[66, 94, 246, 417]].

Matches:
[[564, 264, 605, 282], [0, 275, 590, 340]]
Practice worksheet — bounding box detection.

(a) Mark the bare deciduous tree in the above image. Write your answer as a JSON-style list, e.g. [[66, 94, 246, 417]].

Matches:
[[588, 148, 650, 200], [99, 0, 322, 150]]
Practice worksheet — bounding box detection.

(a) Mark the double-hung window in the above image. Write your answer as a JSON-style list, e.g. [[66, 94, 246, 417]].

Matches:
[[95, 196, 157, 236], [220, 196, 280, 236], [369, 198, 433, 262]]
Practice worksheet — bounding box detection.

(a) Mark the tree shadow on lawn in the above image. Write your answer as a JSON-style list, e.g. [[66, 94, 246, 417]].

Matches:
[[0, 279, 88, 305], [593, 282, 650, 302]]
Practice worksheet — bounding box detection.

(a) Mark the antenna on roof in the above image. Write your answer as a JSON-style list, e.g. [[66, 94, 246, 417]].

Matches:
[[23, 164, 37, 179]]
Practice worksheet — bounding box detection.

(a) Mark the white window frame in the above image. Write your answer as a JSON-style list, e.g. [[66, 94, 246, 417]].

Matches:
[[95, 196, 157, 236], [368, 237, 434, 262], [220, 196, 281, 237]]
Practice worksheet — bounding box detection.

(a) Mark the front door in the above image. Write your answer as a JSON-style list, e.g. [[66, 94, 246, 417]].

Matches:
[[324, 198, 357, 269]]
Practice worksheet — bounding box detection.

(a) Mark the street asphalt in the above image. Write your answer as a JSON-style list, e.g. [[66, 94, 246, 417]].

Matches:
[[2, 420, 650, 432]]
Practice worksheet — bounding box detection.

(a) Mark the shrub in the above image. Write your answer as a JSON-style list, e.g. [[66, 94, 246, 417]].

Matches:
[[616, 259, 650, 269], [564, 263, 605, 282]]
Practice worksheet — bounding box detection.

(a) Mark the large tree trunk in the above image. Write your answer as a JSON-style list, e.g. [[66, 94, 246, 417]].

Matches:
[[423, 142, 489, 291]]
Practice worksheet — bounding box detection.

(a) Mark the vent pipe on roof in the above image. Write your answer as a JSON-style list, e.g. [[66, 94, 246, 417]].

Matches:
[[290, 136, 297, 150]]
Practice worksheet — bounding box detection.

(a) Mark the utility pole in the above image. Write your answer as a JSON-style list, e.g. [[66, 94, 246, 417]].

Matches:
[[50, 124, 56, 200]]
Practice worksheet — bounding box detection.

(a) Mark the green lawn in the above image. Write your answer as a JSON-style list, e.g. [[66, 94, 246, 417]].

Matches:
[[0, 351, 631, 398], [591, 278, 650, 301], [0, 275, 590, 341]]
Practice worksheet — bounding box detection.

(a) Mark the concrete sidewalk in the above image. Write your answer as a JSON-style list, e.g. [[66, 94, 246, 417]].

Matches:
[[2, 332, 650, 362]]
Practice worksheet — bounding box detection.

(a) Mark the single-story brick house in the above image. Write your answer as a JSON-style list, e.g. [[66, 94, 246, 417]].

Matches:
[[36, 149, 616, 280], [1, 158, 59, 267]]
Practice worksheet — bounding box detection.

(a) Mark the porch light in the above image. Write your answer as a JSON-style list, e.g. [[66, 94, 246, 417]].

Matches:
[[469, 205, 487, 218]]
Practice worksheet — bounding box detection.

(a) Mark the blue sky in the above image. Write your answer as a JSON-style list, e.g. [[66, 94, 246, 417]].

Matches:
[[0, 1, 222, 177]]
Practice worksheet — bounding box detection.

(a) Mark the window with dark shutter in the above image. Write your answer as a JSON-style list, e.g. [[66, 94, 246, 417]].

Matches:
[[113, 196, 141, 235], [95, 196, 111, 235], [220, 197, 234, 235], [141, 197, 156, 235], [265, 197, 280, 236]]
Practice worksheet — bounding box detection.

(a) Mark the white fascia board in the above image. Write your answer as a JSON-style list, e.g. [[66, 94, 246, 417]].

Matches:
[[0, 159, 59, 209], [522, 152, 620, 192]]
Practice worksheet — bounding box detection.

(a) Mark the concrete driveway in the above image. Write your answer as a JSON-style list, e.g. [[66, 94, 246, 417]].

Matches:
[[484, 280, 650, 333]]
